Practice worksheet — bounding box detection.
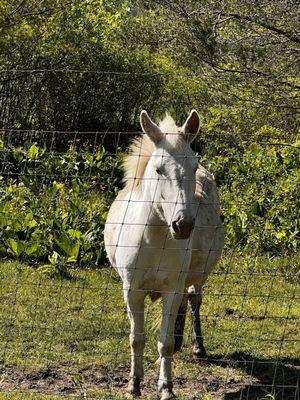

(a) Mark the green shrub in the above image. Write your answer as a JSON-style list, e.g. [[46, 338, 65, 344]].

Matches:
[[201, 137, 299, 254], [0, 141, 123, 266]]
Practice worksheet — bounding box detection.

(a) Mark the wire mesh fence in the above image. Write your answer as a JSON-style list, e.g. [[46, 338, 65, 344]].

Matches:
[[0, 72, 299, 400]]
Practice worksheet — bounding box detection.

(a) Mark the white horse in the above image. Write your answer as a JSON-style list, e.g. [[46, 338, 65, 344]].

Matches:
[[104, 110, 224, 400]]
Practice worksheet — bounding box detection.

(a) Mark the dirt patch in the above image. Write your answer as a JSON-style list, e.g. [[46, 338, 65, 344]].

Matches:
[[0, 357, 298, 399], [0, 361, 255, 399]]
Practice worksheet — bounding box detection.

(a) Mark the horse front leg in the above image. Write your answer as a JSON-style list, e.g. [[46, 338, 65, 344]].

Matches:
[[124, 288, 146, 396], [188, 286, 207, 359], [158, 291, 184, 400]]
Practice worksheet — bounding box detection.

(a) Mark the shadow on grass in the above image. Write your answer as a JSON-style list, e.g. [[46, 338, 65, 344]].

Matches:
[[205, 351, 299, 400]]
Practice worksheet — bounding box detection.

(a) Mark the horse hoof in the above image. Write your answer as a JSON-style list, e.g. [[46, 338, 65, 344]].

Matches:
[[160, 389, 176, 400], [192, 347, 207, 361], [127, 378, 141, 397], [193, 346, 207, 361]]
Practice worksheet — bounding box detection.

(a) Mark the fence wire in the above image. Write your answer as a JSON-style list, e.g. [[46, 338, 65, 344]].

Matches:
[[0, 116, 299, 399]]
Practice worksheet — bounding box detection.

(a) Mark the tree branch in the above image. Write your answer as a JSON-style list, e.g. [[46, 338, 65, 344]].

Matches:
[[222, 13, 300, 44]]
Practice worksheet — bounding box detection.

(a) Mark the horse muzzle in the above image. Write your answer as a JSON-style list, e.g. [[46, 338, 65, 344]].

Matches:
[[171, 216, 195, 240]]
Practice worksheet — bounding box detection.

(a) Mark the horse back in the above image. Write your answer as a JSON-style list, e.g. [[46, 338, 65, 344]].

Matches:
[[187, 166, 224, 288]]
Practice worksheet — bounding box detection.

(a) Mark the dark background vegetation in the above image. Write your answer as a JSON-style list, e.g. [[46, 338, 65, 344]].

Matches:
[[0, 0, 299, 268]]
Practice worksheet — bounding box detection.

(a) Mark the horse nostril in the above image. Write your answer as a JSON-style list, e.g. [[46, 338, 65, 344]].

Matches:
[[172, 220, 180, 233]]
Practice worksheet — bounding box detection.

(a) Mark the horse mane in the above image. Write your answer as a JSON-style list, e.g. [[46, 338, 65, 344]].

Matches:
[[123, 114, 178, 192]]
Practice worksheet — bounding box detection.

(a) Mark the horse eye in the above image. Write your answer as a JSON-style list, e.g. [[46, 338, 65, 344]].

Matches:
[[156, 167, 162, 175]]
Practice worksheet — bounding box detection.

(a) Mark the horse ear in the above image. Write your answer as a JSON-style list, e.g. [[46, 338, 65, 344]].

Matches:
[[182, 110, 200, 142], [140, 110, 164, 143]]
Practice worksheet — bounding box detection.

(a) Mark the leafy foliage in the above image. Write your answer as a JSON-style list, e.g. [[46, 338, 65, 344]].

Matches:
[[0, 0, 192, 134], [2, 1, 297, 137], [201, 138, 299, 253], [0, 140, 122, 266], [0, 139, 298, 268], [149, 0, 299, 133]]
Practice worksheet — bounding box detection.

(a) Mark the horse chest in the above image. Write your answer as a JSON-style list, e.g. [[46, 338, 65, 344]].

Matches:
[[122, 243, 192, 292], [108, 195, 193, 291]]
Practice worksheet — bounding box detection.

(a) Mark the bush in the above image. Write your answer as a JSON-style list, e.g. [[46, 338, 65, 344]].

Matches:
[[0, 140, 123, 266], [201, 137, 299, 254]]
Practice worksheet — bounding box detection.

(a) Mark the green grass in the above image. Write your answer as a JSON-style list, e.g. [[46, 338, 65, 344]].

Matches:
[[0, 253, 299, 399]]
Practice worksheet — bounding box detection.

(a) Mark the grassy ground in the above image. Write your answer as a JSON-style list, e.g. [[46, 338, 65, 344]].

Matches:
[[0, 253, 299, 400]]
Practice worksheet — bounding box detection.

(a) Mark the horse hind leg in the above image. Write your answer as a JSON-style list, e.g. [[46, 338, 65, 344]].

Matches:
[[173, 293, 188, 354], [188, 286, 207, 360]]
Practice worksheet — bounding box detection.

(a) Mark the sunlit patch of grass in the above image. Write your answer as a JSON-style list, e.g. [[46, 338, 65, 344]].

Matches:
[[0, 253, 299, 399]]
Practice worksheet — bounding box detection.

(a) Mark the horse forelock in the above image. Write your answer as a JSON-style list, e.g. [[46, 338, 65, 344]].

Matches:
[[158, 113, 178, 134]]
